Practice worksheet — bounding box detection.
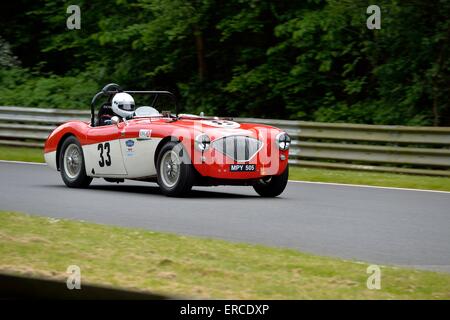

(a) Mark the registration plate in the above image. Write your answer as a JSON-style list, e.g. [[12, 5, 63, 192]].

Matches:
[[229, 164, 256, 172]]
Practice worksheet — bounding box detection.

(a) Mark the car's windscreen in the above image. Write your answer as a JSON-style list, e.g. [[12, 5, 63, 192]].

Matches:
[[132, 94, 176, 114]]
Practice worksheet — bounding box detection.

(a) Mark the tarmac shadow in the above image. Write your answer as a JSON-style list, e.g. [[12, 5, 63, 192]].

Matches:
[[41, 183, 259, 199]]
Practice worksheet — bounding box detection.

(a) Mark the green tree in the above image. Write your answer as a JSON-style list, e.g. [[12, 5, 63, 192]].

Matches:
[[0, 0, 449, 125]]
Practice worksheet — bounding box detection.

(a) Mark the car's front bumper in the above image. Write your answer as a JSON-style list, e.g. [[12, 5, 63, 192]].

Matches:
[[192, 148, 289, 180]]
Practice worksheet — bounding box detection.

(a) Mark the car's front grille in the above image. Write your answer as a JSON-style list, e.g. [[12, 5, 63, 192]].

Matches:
[[211, 135, 262, 162]]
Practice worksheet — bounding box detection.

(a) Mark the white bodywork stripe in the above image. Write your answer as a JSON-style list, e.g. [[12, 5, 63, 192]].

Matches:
[[44, 151, 57, 170], [83, 140, 127, 177], [82, 137, 162, 178], [119, 138, 161, 178]]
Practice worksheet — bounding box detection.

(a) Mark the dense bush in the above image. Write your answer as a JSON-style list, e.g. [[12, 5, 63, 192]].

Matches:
[[0, 68, 98, 109]]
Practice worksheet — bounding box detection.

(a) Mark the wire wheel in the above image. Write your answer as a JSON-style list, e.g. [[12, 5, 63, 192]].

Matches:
[[63, 143, 82, 179], [160, 149, 181, 188], [59, 136, 92, 188], [156, 141, 195, 197]]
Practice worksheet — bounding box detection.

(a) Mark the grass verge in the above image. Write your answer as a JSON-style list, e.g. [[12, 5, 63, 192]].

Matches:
[[289, 167, 450, 192], [0, 211, 449, 299], [1, 145, 450, 192], [0, 145, 44, 163]]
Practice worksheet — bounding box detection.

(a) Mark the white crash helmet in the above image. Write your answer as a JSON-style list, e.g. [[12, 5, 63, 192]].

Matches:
[[112, 92, 135, 118]]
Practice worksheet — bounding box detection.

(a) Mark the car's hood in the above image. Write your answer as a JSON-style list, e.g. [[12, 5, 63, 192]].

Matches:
[[126, 117, 282, 143], [153, 117, 280, 139]]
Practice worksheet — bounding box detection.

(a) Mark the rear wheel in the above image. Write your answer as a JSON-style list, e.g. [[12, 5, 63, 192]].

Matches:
[[253, 165, 289, 197], [59, 136, 92, 188], [156, 141, 195, 197]]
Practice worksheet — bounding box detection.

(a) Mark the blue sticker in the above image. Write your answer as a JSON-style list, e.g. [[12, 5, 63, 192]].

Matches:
[[126, 140, 135, 147]]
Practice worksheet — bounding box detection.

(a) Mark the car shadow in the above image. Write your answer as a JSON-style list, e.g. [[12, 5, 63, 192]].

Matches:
[[42, 184, 259, 199], [89, 184, 258, 199]]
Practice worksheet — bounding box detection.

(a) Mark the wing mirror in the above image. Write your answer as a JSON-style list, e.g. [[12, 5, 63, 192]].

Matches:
[[111, 116, 120, 125]]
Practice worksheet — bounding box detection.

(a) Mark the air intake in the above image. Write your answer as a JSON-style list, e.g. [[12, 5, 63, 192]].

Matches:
[[211, 135, 263, 162]]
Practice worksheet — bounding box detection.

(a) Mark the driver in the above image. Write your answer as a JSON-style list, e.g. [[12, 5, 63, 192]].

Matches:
[[111, 92, 135, 120]]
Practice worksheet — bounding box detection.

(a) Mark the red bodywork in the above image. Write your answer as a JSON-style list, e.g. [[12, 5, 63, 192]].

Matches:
[[44, 116, 289, 181]]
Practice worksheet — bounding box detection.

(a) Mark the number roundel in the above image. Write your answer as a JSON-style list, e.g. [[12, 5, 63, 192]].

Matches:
[[98, 142, 111, 167]]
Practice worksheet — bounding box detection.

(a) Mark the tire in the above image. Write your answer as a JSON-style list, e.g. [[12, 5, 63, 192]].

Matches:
[[253, 165, 289, 197], [156, 141, 195, 197], [59, 136, 93, 188]]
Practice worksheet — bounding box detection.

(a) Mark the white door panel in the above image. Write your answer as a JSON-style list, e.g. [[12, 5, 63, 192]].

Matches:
[[83, 140, 127, 177], [119, 138, 161, 178]]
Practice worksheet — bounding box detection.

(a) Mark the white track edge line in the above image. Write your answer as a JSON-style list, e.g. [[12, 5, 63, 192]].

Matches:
[[288, 179, 450, 194], [0, 160, 46, 166]]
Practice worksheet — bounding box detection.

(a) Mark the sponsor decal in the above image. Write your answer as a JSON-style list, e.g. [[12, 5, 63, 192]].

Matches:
[[125, 140, 135, 156], [125, 139, 135, 147], [139, 129, 152, 140]]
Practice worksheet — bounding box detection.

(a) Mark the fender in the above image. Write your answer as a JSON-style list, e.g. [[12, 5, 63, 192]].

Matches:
[[44, 121, 90, 170]]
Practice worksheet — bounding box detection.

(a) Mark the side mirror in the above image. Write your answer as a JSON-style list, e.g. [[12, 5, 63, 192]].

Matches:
[[111, 116, 120, 125]]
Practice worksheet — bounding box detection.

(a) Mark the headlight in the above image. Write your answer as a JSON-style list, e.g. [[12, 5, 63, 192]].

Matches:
[[195, 133, 210, 151], [276, 132, 291, 150]]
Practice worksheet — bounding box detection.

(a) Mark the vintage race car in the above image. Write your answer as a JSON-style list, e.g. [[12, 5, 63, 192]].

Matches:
[[44, 84, 291, 197]]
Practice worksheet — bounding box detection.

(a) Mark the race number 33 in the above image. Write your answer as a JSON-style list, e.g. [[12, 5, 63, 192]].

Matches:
[[98, 142, 111, 167]]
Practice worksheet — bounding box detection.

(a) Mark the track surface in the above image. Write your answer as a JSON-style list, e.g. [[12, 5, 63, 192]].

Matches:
[[1, 162, 449, 272]]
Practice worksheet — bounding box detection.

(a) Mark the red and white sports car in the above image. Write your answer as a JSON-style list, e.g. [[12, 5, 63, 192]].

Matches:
[[44, 84, 291, 197]]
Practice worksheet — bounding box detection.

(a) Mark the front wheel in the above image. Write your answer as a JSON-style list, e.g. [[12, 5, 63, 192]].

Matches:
[[59, 136, 92, 188], [156, 141, 195, 197], [253, 165, 289, 197]]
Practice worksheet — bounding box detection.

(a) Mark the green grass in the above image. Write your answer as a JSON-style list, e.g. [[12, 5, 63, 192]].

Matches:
[[1, 145, 450, 192], [0, 145, 44, 163], [0, 211, 449, 299]]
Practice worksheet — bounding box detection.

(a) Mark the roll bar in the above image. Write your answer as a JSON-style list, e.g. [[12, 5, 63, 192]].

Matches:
[[90, 83, 179, 126]]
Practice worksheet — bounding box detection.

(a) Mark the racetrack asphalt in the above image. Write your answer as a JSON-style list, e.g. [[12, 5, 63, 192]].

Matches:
[[1, 161, 449, 272]]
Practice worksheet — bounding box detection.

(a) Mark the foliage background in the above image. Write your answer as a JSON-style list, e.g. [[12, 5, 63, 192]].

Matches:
[[0, 0, 449, 125]]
